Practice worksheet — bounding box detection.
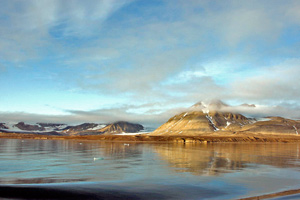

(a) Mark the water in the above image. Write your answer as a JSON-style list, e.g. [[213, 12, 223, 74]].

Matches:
[[1, 139, 300, 199]]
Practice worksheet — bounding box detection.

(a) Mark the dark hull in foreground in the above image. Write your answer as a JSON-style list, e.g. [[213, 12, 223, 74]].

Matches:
[[0, 182, 226, 200], [1, 182, 300, 200]]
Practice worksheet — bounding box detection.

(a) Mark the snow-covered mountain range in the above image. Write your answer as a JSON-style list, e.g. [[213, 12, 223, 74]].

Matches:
[[0, 121, 145, 136]]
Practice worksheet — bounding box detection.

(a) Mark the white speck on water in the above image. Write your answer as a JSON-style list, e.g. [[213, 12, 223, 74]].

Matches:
[[93, 157, 104, 161]]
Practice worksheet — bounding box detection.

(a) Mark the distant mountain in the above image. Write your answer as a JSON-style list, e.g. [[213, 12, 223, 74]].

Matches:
[[240, 103, 256, 107], [0, 123, 8, 130], [62, 123, 106, 135], [61, 121, 144, 135], [150, 100, 300, 136], [0, 122, 68, 134], [99, 121, 144, 135], [0, 121, 144, 136]]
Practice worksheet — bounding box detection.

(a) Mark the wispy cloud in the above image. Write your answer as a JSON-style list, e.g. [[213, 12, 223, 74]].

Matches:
[[230, 58, 300, 103], [0, 103, 185, 127], [0, 0, 133, 65]]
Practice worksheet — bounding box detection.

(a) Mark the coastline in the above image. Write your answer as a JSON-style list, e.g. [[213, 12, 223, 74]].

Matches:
[[239, 188, 300, 200], [1, 132, 300, 143]]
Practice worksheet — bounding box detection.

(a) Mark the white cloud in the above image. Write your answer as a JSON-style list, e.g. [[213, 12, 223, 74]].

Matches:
[[51, 0, 133, 38], [230, 58, 300, 103], [221, 104, 300, 120], [0, 0, 132, 64], [0, 104, 185, 127]]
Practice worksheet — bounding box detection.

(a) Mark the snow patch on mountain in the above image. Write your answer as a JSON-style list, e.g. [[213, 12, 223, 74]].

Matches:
[[205, 114, 219, 131], [87, 124, 106, 130], [225, 121, 231, 128], [293, 126, 299, 135], [256, 118, 271, 122]]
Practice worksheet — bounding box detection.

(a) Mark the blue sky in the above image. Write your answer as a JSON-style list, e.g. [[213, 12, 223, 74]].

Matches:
[[0, 0, 300, 126]]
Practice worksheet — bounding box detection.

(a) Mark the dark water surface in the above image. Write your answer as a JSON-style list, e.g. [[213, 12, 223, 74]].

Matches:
[[1, 139, 300, 199]]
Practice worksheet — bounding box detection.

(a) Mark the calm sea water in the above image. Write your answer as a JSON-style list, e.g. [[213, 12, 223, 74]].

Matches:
[[1, 139, 300, 199]]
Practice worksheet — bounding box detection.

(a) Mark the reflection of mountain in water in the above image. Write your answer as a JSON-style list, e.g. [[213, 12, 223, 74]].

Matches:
[[100, 143, 143, 159], [154, 143, 300, 176]]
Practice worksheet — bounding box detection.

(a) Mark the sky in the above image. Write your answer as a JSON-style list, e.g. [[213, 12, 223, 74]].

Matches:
[[0, 0, 300, 127]]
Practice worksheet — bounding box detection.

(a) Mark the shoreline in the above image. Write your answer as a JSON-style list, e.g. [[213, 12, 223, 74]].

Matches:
[[1, 132, 300, 143], [239, 188, 300, 200]]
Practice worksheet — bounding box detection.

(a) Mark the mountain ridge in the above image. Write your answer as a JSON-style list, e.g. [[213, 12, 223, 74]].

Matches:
[[1, 100, 299, 137], [0, 121, 144, 136], [150, 100, 300, 136]]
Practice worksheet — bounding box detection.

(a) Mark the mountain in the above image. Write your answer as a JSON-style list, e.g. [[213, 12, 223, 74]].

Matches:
[[240, 103, 256, 107], [0, 122, 68, 134], [61, 121, 144, 135], [150, 100, 300, 136], [151, 100, 253, 136], [240, 117, 300, 135], [98, 121, 144, 135], [0, 121, 144, 136], [0, 123, 8, 130], [61, 123, 106, 135]]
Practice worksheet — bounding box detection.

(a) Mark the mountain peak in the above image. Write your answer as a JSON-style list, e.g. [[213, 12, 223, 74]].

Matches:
[[190, 100, 228, 113], [190, 101, 206, 109], [240, 103, 256, 107], [208, 100, 228, 109]]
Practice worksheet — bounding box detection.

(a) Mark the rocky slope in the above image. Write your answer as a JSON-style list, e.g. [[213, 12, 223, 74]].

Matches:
[[0, 121, 144, 136], [240, 117, 300, 135], [98, 121, 144, 135], [151, 100, 300, 136], [62, 123, 106, 135]]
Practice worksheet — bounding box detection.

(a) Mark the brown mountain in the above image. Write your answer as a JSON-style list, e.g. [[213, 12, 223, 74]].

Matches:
[[240, 117, 300, 135], [150, 101, 300, 136]]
